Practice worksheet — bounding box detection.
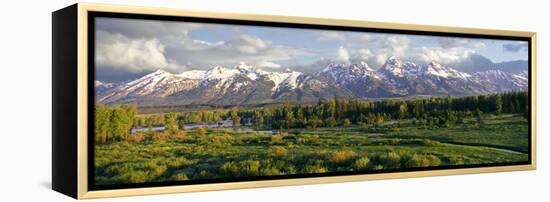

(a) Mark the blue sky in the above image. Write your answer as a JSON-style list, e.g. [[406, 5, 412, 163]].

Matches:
[[95, 17, 528, 81], [193, 25, 527, 61]]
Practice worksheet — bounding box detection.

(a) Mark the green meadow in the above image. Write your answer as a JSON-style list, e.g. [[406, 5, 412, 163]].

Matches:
[[94, 113, 528, 185]]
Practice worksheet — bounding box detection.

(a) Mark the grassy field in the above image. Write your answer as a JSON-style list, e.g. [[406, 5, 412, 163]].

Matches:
[[95, 114, 528, 185]]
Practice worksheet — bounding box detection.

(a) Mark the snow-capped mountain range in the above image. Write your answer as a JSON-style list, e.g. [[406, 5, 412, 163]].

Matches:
[[96, 58, 528, 106]]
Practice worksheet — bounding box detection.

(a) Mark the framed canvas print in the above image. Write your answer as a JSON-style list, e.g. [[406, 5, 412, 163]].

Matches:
[[52, 3, 536, 199]]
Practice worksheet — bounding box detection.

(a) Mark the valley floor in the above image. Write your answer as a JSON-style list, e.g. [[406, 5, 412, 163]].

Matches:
[[94, 114, 529, 185]]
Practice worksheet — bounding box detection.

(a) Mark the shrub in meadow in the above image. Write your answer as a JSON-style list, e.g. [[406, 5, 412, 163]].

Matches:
[[402, 154, 441, 168], [304, 160, 328, 174], [268, 146, 287, 157], [172, 130, 191, 142], [153, 132, 168, 141], [297, 135, 320, 145], [378, 152, 401, 168], [331, 150, 357, 165], [271, 135, 284, 145], [239, 160, 261, 176], [127, 133, 146, 143], [353, 157, 371, 170], [171, 173, 189, 181]]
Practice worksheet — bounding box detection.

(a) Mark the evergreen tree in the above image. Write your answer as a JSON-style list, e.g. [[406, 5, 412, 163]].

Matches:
[[495, 95, 503, 115]]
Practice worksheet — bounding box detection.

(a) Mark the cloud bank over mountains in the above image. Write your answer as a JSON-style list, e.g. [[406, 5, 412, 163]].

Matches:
[[95, 17, 528, 82]]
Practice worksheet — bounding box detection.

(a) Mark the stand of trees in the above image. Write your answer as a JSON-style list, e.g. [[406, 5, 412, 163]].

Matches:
[[132, 110, 229, 129], [95, 105, 137, 144], [239, 91, 528, 130], [95, 91, 528, 144]]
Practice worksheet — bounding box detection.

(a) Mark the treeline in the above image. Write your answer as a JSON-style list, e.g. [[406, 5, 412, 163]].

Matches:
[[239, 91, 528, 129], [131, 110, 230, 128], [95, 92, 528, 143]]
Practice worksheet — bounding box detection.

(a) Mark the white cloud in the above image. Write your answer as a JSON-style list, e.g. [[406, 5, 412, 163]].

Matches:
[[338, 35, 487, 67], [357, 49, 374, 60], [96, 17, 202, 45], [375, 54, 390, 66], [338, 48, 376, 67], [96, 18, 310, 73], [191, 39, 225, 47], [321, 34, 492, 69], [95, 31, 183, 73], [337, 46, 351, 63], [234, 34, 271, 54], [164, 33, 308, 70], [255, 61, 282, 68], [413, 46, 477, 64], [411, 37, 486, 64], [317, 31, 346, 41], [345, 34, 411, 67], [437, 38, 485, 49], [385, 35, 410, 56], [95, 17, 503, 76]]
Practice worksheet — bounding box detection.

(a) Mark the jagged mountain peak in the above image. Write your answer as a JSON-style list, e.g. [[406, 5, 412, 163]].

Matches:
[[382, 56, 417, 68], [377, 56, 417, 78], [319, 62, 380, 89], [96, 59, 528, 106], [235, 62, 255, 71], [426, 60, 444, 69], [382, 56, 400, 68], [376, 57, 471, 79], [322, 61, 374, 73], [149, 69, 172, 76], [360, 61, 371, 69], [209, 65, 232, 73], [386, 55, 399, 62], [421, 61, 471, 79], [128, 69, 175, 86]]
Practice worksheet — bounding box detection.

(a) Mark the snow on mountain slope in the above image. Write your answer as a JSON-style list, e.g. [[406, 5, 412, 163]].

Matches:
[[266, 70, 303, 92], [473, 69, 528, 92], [97, 63, 313, 105], [376, 57, 471, 80], [96, 58, 529, 106], [96, 69, 200, 103], [319, 61, 400, 98], [176, 70, 206, 79], [420, 61, 472, 79], [94, 80, 116, 95], [376, 56, 419, 79], [320, 62, 377, 85], [374, 57, 497, 95], [94, 80, 113, 88]]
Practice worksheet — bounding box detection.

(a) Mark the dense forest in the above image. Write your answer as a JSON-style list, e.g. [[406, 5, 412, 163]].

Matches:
[[94, 91, 528, 144]]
